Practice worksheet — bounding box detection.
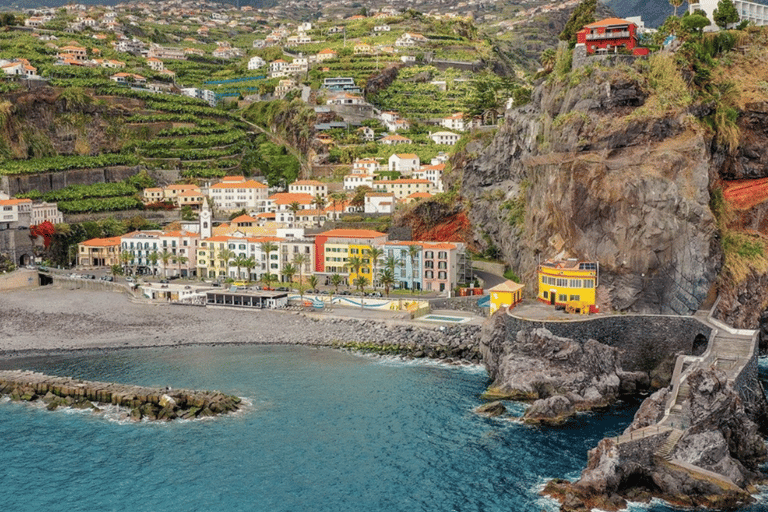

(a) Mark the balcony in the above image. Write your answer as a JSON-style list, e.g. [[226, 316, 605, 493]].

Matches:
[[586, 30, 630, 40]]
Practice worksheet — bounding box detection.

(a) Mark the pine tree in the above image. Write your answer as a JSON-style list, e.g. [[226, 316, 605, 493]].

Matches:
[[559, 0, 597, 44], [714, 0, 740, 29]]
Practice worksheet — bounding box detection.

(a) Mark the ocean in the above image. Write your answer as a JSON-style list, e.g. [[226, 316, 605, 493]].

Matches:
[[0, 345, 765, 512]]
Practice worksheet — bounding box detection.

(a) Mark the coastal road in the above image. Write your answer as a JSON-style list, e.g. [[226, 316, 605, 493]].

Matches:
[[473, 269, 506, 290]]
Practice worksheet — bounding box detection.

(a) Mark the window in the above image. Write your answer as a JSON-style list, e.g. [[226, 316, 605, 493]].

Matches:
[[584, 279, 595, 288], [438, 251, 447, 259], [569, 279, 581, 288], [558, 294, 567, 302], [569, 295, 580, 302], [556, 278, 568, 287], [543, 291, 549, 299], [438, 271, 446, 280], [438, 261, 446, 269]]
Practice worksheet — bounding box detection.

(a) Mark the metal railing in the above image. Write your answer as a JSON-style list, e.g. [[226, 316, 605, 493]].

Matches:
[[586, 31, 630, 40]]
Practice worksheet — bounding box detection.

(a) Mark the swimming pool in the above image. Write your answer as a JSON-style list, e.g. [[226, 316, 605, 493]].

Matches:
[[419, 314, 472, 324]]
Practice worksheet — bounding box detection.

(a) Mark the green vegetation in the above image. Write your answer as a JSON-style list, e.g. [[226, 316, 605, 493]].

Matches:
[[0, 154, 139, 175], [559, 0, 596, 44]]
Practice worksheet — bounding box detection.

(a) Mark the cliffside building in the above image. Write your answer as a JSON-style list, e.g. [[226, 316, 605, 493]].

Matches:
[[537, 259, 599, 311], [576, 18, 649, 56]]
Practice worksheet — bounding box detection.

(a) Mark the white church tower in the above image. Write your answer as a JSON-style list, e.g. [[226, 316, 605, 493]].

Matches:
[[200, 199, 212, 239]]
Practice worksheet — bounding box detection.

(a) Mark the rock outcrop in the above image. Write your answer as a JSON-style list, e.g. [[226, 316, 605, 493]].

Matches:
[[545, 368, 767, 511], [449, 66, 721, 315], [479, 313, 643, 423]]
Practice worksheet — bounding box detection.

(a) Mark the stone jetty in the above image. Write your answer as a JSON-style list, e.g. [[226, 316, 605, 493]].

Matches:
[[0, 370, 241, 421]]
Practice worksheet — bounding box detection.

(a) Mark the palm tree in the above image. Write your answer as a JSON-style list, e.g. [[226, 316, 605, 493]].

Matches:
[[259, 241, 278, 281], [353, 275, 369, 304], [406, 244, 421, 293], [540, 48, 557, 72], [281, 262, 296, 285], [307, 275, 319, 293], [312, 194, 326, 226], [176, 255, 188, 278], [119, 251, 132, 277], [244, 256, 256, 282], [147, 251, 159, 277], [293, 253, 307, 301], [346, 255, 363, 288], [379, 268, 395, 297], [233, 255, 247, 280], [669, 0, 683, 16], [288, 201, 301, 225], [330, 273, 343, 306], [218, 248, 236, 279], [367, 246, 384, 289], [159, 249, 173, 278]]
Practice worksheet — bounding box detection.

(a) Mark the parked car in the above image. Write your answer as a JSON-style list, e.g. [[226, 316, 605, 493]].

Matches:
[[159, 279, 169, 284], [125, 277, 135, 283], [276, 286, 288, 292]]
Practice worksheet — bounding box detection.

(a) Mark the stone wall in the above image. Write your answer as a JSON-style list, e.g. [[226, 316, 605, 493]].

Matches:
[[571, 44, 640, 69], [734, 334, 763, 413], [50, 275, 131, 294], [429, 296, 486, 316], [0, 269, 38, 290], [472, 260, 505, 276], [505, 311, 712, 373]]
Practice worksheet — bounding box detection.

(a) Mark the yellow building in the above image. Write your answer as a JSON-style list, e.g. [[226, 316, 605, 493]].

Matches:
[[488, 281, 525, 315], [77, 236, 122, 268], [317, 229, 387, 286], [537, 259, 598, 310]]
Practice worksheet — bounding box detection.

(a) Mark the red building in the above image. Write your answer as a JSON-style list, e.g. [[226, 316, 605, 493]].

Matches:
[[576, 17, 649, 56]]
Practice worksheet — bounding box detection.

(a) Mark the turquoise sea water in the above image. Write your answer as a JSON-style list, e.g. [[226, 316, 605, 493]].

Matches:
[[0, 346, 765, 512]]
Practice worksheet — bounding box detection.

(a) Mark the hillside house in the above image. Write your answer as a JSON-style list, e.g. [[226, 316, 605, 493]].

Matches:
[[380, 134, 412, 146], [388, 153, 420, 174], [576, 18, 649, 56], [430, 131, 460, 145]]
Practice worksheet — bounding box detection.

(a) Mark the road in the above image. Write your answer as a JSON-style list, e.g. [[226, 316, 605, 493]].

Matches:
[[473, 269, 506, 290]]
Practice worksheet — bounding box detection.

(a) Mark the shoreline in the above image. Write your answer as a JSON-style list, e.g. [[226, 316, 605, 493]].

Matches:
[[0, 287, 483, 363]]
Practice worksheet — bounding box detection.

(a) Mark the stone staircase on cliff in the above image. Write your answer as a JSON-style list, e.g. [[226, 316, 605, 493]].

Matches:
[[612, 304, 758, 491]]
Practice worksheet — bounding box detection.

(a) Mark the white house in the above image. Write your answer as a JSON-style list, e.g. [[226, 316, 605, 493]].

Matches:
[[374, 25, 391, 32], [352, 158, 379, 174], [146, 57, 164, 71], [289, 180, 327, 198], [388, 153, 421, 174], [343, 173, 375, 191], [364, 193, 396, 214], [430, 131, 460, 145], [248, 56, 266, 70], [357, 126, 374, 142], [209, 179, 269, 212], [380, 134, 412, 145], [395, 32, 428, 47]]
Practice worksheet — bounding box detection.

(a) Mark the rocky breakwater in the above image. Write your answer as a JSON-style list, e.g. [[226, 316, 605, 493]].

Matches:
[[545, 368, 768, 511], [479, 313, 648, 424], [0, 370, 241, 421], [315, 317, 483, 364]]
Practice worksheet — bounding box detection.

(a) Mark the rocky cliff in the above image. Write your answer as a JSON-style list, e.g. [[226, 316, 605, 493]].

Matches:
[[545, 368, 767, 511]]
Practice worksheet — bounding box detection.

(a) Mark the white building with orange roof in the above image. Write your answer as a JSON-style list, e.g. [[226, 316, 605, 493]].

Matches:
[[380, 134, 412, 146], [377, 178, 433, 199], [352, 158, 379, 174], [209, 179, 269, 212], [0, 198, 32, 228], [382, 240, 466, 292], [413, 163, 445, 192], [316, 48, 337, 61], [77, 236, 122, 268], [430, 131, 460, 145], [146, 57, 164, 71], [1, 60, 37, 78], [343, 173, 374, 191], [266, 192, 315, 214], [197, 233, 287, 280], [388, 153, 420, 174], [176, 189, 205, 210], [288, 180, 327, 198], [276, 208, 327, 228], [403, 191, 434, 204], [57, 45, 87, 61], [120, 230, 200, 277], [110, 72, 146, 84]]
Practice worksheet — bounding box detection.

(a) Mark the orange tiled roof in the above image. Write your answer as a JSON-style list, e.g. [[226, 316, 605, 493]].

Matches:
[[0, 198, 32, 205], [320, 228, 386, 238], [291, 180, 325, 187], [584, 17, 633, 28], [407, 192, 433, 198], [393, 153, 418, 159], [389, 179, 431, 185], [80, 236, 121, 247], [210, 179, 267, 190], [231, 214, 258, 223], [269, 192, 314, 205], [489, 280, 525, 293]]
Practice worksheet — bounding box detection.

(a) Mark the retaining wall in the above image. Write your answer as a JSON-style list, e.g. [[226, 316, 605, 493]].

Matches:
[[505, 311, 712, 373], [0, 269, 38, 290], [429, 296, 485, 316]]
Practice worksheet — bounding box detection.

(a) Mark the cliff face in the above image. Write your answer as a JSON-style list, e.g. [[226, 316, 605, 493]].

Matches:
[[450, 66, 721, 315]]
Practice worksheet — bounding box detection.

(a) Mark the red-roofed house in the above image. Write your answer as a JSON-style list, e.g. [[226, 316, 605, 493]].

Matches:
[[77, 236, 122, 268], [576, 18, 648, 56], [288, 180, 328, 198], [377, 179, 433, 199]]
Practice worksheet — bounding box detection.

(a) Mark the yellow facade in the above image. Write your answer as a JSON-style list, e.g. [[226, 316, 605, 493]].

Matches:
[[537, 260, 598, 308], [323, 243, 374, 285], [488, 281, 525, 315]]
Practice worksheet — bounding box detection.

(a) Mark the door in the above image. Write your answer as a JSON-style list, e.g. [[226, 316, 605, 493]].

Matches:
[[550, 290, 556, 305]]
